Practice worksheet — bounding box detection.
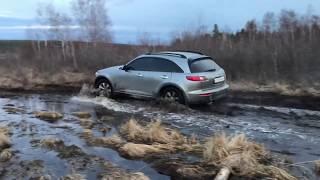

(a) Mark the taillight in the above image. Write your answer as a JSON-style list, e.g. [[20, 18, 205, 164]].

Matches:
[[186, 76, 207, 81]]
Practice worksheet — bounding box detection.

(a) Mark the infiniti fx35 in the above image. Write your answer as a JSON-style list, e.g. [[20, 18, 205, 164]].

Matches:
[[95, 51, 229, 104]]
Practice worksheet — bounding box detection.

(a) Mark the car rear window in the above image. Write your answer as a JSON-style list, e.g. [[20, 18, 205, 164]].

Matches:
[[189, 58, 217, 73]]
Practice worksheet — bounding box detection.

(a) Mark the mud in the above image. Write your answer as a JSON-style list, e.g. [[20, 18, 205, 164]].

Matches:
[[0, 91, 320, 179]]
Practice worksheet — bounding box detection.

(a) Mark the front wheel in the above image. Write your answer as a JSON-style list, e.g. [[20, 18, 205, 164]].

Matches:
[[95, 79, 113, 98], [161, 87, 185, 105]]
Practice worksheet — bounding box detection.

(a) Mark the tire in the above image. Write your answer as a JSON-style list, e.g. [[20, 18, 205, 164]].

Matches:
[[161, 87, 185, 104], [95, 78, 113, 98]]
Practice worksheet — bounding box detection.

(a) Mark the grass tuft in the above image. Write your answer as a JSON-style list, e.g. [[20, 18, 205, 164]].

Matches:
[[119, 143, 176, 158], [62, 173, 86, 180], [315, 160, 320, 175], [120, 119, 185, 145], [72, 112, 91, 119], [40, 138, 64, 149], [0, 148, 12, 162], [203, 133, 296, 180], [34, 111, 63, 122], [93, 135, 124, 148], [0, 133, 11, 150]]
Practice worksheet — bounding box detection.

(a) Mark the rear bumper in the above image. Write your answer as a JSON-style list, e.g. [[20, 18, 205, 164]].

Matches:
[[186, 84, 229, 104]]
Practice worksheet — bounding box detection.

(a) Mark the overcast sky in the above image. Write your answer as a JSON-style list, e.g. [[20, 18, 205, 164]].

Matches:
[[1, 0, 320, 43]]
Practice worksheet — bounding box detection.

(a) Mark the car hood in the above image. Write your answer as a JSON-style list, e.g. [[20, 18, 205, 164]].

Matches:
[[96, 65, 122, 76]]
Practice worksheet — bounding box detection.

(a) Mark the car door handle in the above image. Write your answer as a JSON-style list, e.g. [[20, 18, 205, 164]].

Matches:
[[160, 75, 168, 79], [136, 73, 143, 77]]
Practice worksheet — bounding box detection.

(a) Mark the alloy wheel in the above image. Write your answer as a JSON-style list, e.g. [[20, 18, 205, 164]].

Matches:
[[98, 82, 112, 97], [163, 90, 180, 102]]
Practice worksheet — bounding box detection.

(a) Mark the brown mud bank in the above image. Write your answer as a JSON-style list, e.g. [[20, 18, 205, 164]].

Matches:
[[0, 69, 88, 93], [226, 91, 320, 112], [2, 82, 320, 112]]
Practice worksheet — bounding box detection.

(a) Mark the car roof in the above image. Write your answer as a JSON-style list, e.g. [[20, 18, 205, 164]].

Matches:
[[133, 51, 212, 73], [146, 51, 208, 60]]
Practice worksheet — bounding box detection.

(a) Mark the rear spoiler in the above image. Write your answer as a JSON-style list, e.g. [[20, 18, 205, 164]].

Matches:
[[188, 56, 213, 63]]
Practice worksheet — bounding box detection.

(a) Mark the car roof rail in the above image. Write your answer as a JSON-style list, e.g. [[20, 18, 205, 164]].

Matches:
[[175, 50, 204, 55], [146, 52, 187, 59]]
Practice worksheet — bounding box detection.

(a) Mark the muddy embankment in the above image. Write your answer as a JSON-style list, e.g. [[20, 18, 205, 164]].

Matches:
[[1, 81, 320, 112]]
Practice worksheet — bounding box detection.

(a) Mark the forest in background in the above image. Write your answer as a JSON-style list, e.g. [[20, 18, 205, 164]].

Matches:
[[0, 0, 319, 95]]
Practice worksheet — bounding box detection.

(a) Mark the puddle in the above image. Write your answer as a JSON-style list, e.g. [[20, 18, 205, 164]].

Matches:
[[0, 93, 168, 179]]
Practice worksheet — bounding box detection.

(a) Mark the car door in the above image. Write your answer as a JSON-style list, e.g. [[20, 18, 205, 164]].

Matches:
[[116, 57, 152, 96], [136, 57, 184, 97]]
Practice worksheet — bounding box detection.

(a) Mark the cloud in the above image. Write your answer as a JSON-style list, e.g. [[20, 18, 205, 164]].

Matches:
[[107, 0, 135, 6], [0, 10, 16, 18], [0, 25, 80, 30]]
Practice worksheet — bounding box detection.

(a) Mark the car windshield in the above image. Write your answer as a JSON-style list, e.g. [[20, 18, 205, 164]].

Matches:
[[189, 58, 217, 73]]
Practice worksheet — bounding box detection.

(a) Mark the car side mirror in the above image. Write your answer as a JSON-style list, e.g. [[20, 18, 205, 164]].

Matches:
[[122, 65, 129, 71]]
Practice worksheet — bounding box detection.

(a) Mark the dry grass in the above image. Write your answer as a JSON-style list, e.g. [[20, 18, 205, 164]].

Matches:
[[78, 118, 94, 129], [204, 133, 266, 165], [0, 148, 12, 162], [119, 143, 176, 158], [230, 81, 320, 97], [176, 165, 205, 178], [101, 161, 150, 180], [93, 135, 124, 148], [72, 112, 91, 119], [128, 172, 150, 180], [120, 119, 185, 145], [34, 111, 63, 122], [315, 160, 320, 175], [0, 67, 90, 90], [62, 173, 86, 180], [0, 133, 11, 150], [0, 126, 12, 161], [0, 126, 10, 136], [119, 119, 204, 157], [40, 138, 64, 149], [102, 172, 149, 180], [101, 172, 150, 180], [203, 133, 296, 180], [81, 129, 93, 139]]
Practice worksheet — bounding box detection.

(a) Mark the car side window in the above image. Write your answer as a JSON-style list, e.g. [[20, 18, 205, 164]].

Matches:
[[126, 57, 151, 71], [126, 57, 184, 73], [149, 58, 184, 73]]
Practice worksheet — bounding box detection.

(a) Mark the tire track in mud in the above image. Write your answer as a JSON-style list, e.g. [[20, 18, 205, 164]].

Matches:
[[72, 96, 320, 145]]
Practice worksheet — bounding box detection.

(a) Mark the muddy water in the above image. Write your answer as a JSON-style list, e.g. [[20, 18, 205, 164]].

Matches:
[[0, 93, 168, 180], [1, 92, 320, 179], [73, 95, 320, 179]]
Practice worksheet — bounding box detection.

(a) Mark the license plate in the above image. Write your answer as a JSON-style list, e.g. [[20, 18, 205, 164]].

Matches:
[[214, 76, 225, 83]]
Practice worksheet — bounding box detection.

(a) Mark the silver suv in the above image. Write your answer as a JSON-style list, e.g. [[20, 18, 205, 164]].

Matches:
[[94, 51, 229, 104]]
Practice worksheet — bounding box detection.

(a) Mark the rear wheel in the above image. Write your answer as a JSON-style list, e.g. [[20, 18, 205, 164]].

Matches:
[[95, 79, 113, 98], [161, 87, 185, 104]]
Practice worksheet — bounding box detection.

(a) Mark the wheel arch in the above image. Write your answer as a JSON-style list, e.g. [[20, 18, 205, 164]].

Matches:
[[94, 76, 111, 88], [157, 83, 188, 102]]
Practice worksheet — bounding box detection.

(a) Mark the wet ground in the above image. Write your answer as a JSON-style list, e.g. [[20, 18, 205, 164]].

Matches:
[[0, 91, 320, 179]]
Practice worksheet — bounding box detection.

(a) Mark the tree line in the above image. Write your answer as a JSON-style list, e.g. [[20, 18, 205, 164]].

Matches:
[[170, 9, 320, 88], [5, 2, 320, 90]]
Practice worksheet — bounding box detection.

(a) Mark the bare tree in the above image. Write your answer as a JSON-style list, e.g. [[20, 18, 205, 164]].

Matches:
[[36, 3, 78, 69], [71, 0, 112, 43], [262, 12, 276, 35], [245, 20, 258, 41]]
